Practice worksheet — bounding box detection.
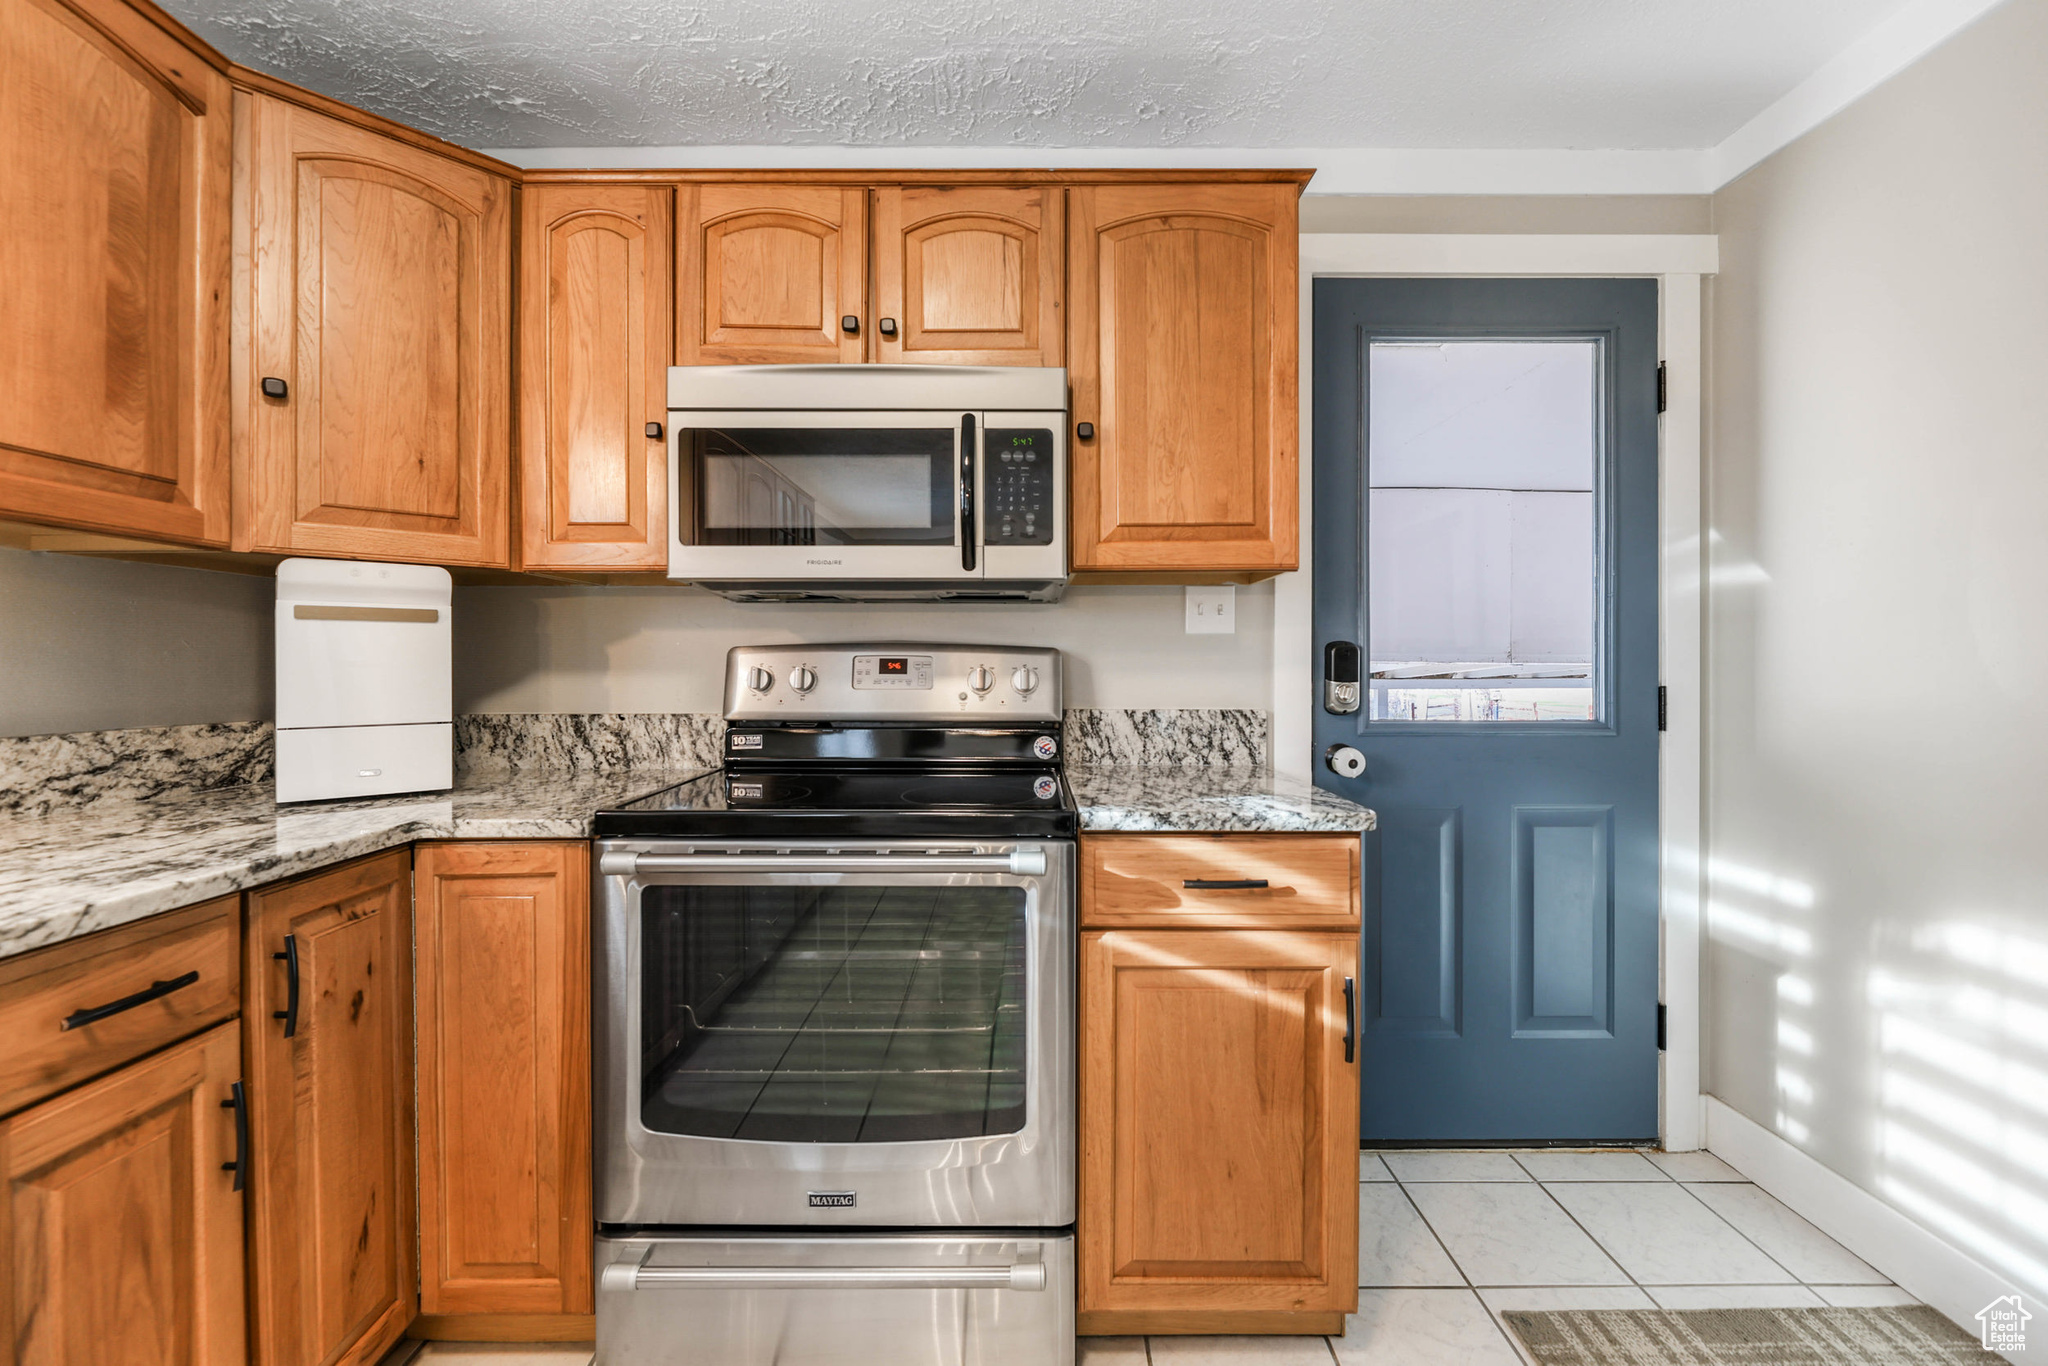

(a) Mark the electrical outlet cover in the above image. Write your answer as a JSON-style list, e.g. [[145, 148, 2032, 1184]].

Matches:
[[1185, 585, 1237, 634]]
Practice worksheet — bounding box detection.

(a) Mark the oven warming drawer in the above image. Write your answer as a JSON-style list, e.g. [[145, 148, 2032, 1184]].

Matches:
[[596, 1232, 1074, 1366]]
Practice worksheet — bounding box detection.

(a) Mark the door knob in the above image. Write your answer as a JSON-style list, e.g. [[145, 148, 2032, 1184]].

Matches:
[[1325, 745, 1366, 779]]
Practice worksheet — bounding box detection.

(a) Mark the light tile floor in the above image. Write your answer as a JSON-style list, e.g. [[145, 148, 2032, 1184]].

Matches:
[[1086, 1146, 1918, 1366]]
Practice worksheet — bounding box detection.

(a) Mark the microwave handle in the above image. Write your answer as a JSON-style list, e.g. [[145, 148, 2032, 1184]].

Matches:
[[959, 413, 977, 572]]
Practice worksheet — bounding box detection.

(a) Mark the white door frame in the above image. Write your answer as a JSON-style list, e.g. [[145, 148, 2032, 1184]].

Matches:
[[1278, 232, 1718, 1149]]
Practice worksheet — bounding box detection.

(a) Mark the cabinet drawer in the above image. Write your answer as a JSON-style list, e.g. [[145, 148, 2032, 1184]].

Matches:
[[0, 897, 241, 1116], [1080, 834, 1359, 929]]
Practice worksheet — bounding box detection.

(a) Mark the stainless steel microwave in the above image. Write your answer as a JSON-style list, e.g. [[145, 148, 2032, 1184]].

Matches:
[[666, 365, 1068, 602]]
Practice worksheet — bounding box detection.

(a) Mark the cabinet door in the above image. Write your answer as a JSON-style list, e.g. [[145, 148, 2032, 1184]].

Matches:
[[874, 185, 1062, 366], [1067, 183, 1299, 575], [678, 184, 866, 364], [0, 1022, 245, 1366], [414, 842, 592, 1319], [1079, 928, 1357, 1328], [0, 0, 230, 544], [244, 850, 416, 1366], [241, 92, 513, 565]]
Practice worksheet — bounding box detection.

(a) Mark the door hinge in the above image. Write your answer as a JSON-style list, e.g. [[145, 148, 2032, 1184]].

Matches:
[[1656, 362, 1668, 414], [1657, 685, 1668, 732], [1657, 1003, 1667, 1051]]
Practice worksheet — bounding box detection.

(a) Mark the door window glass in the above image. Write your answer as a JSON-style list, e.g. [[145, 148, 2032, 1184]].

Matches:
[[1368, 340, 1600, 722], [692, 427, 954, 546], [640, 883, 1028, 1143]]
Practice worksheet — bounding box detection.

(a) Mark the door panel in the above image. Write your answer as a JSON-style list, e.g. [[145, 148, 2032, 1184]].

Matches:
[[415, 841, 592, 1317], [1079, 928, 1356, 1317], [518, 183, 673, 569], [1312, 277, 1659, 1143], [244, 850, 416, 1366], [0, 0, 230, 543], [679, 185, 865, 363], [0, 1022, 245, 1366], [875, 186, 1061, 365], [241, 92, 512, 565], [1068, 183, 1297, 573]]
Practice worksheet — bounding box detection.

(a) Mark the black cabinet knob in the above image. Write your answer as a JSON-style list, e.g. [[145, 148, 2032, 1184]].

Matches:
[[1076, 421, 1094, 440], [878, 317, 898, 337], [260, 377, 289, 400], [645, 422, 664, 440], [841, 315, 860, 334]]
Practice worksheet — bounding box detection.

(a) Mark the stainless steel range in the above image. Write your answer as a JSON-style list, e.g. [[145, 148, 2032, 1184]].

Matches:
[[592, 644, 1076, 1366]]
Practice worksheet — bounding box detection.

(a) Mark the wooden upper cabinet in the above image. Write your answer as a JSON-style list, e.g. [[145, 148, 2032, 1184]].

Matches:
[[874, 185, 1062, 366], [0, 0, 230, 545], [238, 91, 513, 566], [679, 183, 867, 364], [518, 183, 674, 570], [414, 841, 593, 1319], [0, 1022, 246, 1366], [243, 850, 416, 1366], [1067, 183, 1300, 575]]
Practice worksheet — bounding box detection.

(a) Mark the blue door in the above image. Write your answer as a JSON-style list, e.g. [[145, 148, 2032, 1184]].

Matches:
[[1312, 278, 1660, 1143]]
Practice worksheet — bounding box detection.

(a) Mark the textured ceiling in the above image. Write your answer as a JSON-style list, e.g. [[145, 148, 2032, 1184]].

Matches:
[[160, 0, 1913, 152]]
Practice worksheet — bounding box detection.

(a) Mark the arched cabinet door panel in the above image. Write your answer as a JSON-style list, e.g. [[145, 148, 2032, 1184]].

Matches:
[[239, 92, 512, 566], [1067, 183, 1300, 575], [875, 185, 1062, 366], [678, 184, 866, 364], [517, 183, 673, 570], [0, 0, 230, 544]]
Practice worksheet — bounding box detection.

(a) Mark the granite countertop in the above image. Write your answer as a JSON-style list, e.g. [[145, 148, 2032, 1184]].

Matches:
[[0, 767, 691, 963], [1069, 765, 1377, 833]]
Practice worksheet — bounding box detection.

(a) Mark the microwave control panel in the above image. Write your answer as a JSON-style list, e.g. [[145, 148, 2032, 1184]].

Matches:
[[984, 429, 1055, 546]]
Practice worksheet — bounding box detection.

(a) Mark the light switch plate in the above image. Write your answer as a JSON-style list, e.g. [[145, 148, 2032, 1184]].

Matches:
[[1185, 585, 1236, 634]]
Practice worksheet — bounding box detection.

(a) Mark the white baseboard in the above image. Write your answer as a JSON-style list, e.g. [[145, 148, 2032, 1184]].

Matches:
[[1705, 1096, 2031, 1357]]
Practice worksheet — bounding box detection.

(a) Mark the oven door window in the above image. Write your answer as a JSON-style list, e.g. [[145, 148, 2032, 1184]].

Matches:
[[691, 427, 955, 547], [640, 884, 1028, 1142]]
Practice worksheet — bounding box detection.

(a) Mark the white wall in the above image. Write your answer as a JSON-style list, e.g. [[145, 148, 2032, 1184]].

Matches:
[[1706, 0, 2048, 1304], [0, 548, 273, 738], [453, 582, 1275, 714]]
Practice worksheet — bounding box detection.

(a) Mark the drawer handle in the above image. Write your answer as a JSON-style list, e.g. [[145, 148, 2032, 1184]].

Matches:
[[1183, 878, 1269, 890], [273, 934, 300, 1038], [221, 1081, 248, 1191], [59, 970, 200, 1031]]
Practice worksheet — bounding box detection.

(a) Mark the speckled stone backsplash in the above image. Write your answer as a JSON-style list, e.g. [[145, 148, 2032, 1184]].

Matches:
[[1061, 709, 1268, 770], [454, 713, 725, 776], [0, 722, 276, 818]]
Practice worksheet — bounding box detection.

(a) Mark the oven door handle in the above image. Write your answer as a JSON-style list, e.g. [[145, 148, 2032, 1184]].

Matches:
[[599, 849, 1048, 877], [601, 1260, 1047, 1293]]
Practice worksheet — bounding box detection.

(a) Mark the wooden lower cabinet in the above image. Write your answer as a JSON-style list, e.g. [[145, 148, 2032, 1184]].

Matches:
[[413, 841, 593, 1325], [0, 1021, 247, 1365], [244, 849, 417, 1366], [1078, 927, 1358, 1334]]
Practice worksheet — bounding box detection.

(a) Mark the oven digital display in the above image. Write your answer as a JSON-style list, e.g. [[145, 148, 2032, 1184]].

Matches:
[[878, 657, 907, 675]]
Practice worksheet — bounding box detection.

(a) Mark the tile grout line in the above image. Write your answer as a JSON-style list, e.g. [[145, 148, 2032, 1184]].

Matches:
[[1388, 1168, 1549, 1366], [1666, 1176, 1807, 1288]]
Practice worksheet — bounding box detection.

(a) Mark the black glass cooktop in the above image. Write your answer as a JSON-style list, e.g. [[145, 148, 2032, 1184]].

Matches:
[[594, 766, 1077, 840]]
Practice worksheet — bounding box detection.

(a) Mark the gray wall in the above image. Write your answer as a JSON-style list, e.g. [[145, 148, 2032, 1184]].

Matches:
[[0, 548, 273, 738], [1705, 0, 2048, 1301]]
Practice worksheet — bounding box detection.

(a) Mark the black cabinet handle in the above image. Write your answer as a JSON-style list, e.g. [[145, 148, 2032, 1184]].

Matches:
[[260, 376, 289, 400], [1183, 878, 1269, 890], [841, 315, 860, 335], [221, 1082, 248, 1191], [60, 970, 201, 1031], [273, 934, 299, 1038], [1343, 976, 1357, 1063], [878, 317, 898, 337], [645, 421, 663, 440], [960, 413, 977, 573], [1075, 421, 1094, 440]]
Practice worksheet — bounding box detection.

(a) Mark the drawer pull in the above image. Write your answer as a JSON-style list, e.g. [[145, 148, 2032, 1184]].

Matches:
[[59, 970, 200, 1031], [1183, 878, 1269, 890], [221, 1082, 248, 1191], [1343, 976, 1357, 1063], [273, 934, 300, 1038]]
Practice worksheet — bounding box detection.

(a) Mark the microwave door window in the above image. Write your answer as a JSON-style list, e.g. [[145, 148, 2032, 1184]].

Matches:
[[693, 428, 955, 547]]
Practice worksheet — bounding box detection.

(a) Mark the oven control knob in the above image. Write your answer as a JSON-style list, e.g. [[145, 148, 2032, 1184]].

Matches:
[[1011, 666, 1039, 696], [967, 665, 995, 695], [788, 665, 816, 694], [747, 666, 774, 694]]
